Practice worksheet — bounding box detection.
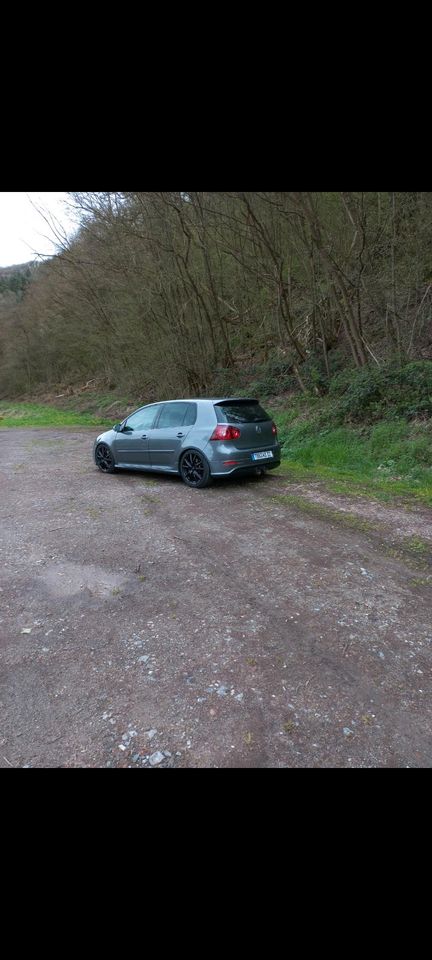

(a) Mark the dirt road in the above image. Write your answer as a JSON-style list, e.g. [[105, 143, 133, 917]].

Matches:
[[1, 428, 431, 767]]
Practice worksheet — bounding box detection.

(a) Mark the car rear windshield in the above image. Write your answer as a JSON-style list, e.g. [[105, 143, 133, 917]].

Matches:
[[215, 401, 271, 424]]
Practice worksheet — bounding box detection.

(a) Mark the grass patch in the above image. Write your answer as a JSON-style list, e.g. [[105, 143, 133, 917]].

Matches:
[[86, 507, 101, 519], [404, 536, 430, 554], [0, 402, 112, 428], [271, 405, 432, 506], [276, 459, 432, 506]]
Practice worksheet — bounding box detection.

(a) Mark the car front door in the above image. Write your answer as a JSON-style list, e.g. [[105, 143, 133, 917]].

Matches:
[[114, 404, 163, 467], [148, 402, 197, 469]]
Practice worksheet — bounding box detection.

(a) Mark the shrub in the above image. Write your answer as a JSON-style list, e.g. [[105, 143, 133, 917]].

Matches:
[[336, 361, 432, 422]]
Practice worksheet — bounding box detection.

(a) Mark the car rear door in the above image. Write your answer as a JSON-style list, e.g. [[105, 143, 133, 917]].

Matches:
[[114, 404, 163, 466], [148, 402, 197, 469]]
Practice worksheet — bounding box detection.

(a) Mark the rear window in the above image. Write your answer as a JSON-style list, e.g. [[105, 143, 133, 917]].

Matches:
[[215, 401, 271, 424]]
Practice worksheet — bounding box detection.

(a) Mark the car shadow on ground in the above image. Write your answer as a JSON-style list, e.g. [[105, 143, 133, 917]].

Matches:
[[105, 467, 280, 491]]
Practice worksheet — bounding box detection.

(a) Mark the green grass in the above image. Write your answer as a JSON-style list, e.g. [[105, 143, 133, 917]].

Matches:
[[263, 360, 432, 506], [276, 458, 432, 506], [271, 407, 432, 506], [0, 402, 113, 428]]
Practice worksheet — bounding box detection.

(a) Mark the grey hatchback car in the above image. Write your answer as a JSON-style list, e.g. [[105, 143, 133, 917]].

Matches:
[[93, 397, 281, 488]]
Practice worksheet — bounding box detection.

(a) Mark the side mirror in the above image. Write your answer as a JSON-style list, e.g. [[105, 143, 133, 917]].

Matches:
[[113, 423, 122, 432]]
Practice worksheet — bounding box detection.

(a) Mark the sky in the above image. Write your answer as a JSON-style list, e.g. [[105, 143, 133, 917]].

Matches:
[[0, 193, 79, 267]]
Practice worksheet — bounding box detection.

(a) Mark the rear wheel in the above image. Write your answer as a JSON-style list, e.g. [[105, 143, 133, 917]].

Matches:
[[180, 450, 211, 488], [95, 443, 116, 473]]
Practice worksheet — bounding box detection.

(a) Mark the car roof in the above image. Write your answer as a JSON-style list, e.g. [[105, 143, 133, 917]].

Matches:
[[157, 397, 259, 404]]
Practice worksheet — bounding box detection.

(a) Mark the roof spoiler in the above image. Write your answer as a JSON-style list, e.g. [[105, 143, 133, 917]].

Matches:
[[214, 397, 258, 405]]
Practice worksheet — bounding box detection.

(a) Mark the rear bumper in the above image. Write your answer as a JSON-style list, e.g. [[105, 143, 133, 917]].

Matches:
[[207, 441, 281, 477], [210, 457, 281, 477]]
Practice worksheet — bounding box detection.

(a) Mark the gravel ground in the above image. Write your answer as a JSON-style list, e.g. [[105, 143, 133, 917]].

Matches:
[[1, 427, 431, 768]]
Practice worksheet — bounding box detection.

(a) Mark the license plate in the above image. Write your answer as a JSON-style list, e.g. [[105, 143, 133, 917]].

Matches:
[[252, 451, 273, 460]]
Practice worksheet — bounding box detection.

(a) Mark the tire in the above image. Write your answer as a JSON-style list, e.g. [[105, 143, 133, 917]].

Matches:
[[179, 450, 212, 488], [95, 443, 116, 474]]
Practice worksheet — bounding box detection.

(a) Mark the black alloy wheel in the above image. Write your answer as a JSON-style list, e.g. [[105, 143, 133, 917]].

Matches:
[[180, 450, 211, 488], [95, 443, 115, 473]]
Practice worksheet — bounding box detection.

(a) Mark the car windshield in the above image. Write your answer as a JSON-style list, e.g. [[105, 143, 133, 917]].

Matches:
[[215, 401, 271, 424]]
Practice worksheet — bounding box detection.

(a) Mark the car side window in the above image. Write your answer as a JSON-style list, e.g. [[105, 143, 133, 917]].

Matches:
[[183, 403, 197, 426], [156, 402, 190, 429], [124, 404, 162, 431]]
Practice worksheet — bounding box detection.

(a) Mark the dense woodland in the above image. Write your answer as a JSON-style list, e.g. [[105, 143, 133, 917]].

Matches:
[[1, 192, 432, 406]]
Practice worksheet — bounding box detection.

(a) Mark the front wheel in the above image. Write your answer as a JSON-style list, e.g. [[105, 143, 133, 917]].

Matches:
[[95, 443, 116, 473], [179, 450, 211, 488]]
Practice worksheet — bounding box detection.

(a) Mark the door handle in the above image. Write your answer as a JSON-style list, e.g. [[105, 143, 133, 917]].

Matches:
[[141, 434, 147, 439], [177, 432, 184, 438]]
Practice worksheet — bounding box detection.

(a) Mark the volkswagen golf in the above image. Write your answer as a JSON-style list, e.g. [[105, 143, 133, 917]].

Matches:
[[93, 397, 281, 488]]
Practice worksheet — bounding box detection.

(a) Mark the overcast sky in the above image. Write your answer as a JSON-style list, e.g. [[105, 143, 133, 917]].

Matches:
[[0, 193, 79, 267]]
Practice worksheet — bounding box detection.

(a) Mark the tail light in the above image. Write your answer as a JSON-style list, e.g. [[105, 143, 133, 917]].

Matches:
[[271, 421, 277, 436], [210, 424, 241, 441]]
